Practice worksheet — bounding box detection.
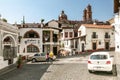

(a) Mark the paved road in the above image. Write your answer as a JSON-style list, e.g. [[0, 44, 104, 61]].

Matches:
[[0, 52, 117, 80], [0, 64, 51, 80], [40, 57, 117, 80]]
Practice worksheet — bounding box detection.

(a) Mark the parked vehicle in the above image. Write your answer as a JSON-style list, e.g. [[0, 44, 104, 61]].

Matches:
[[27, 53, 46, 62], [27, 53, 56, 62], [88, 51, 113, 73]]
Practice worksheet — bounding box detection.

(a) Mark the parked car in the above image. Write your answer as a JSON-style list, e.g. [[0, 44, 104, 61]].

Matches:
[[88, 51, 113, 73], [27, 53, 56, 62], [27, 53, 47, 62]]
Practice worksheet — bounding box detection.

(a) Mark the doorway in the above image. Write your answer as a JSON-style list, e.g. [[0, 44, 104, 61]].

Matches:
[[105, 42, 109, 50], [53, 47, 57, 55], [81, 43, 84, 52], [92, 42, 97, 50]]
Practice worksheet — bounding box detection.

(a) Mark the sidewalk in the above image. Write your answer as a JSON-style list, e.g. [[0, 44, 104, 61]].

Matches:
[[0, 59, 27, 76], [0, 64, 17, 76], [115, 51, 120, 80]]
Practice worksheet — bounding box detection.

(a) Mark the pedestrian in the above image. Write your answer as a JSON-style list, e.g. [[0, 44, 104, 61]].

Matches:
[[46, 53, 49, 62], [49, 51, 54, 63]]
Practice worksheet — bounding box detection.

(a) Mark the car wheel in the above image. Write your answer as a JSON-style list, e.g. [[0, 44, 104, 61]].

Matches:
[[32, 59, 36, 63], [88, 70, 92, 73]]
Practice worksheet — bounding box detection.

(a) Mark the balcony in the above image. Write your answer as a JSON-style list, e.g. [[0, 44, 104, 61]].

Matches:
[[91, 35, 98, 41], [92, 35, 98, 38], [104, 35, 110, 41], [104, 35, 110, 38]]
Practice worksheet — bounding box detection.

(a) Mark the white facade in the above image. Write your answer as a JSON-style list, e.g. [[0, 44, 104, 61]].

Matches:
[[18, 27, 42, 55], [114, 12, 120, 52], [59, 26, 74, 55], [18, 20, 60, 56], [0, 20, 18, 69], [78, 24, 115, 52]]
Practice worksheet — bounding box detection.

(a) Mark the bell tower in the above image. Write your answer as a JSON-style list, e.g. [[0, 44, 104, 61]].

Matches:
[[86, 4, 92, 21], [83, 4, 92, 22]]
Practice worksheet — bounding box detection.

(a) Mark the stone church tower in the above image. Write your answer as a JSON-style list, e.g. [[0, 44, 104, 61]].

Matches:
[[58, 10, 68, 22], [83, 4, 92, 22]]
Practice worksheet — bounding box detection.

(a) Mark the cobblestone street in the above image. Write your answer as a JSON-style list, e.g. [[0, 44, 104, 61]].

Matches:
[[40, 56, 117, 80], [0, 54, 117, 80]]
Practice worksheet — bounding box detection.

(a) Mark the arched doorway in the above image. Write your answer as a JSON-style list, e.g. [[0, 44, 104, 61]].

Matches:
[[3, 36, 17, 65]]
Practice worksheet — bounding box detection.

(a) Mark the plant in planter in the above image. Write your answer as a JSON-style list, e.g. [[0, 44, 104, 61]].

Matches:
[[17, 55, 23, 68]]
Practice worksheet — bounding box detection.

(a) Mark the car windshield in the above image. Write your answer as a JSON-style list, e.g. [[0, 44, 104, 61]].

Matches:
[[90, 55, 108, 60]]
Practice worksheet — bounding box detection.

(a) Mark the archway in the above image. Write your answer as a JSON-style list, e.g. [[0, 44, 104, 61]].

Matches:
[[3, 35, 17, 65], [24, 30, 40, 38]]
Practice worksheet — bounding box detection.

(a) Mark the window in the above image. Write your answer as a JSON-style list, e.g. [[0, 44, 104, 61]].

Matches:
[[27, 45, 39, 52], [75, 40, 78, 48], [65, 32, 68, 38], [105, 32, 110, 38], [90, 55, 108, 60], [24, 30, 39, 38], [69, 32, 73, 38], [92, 32, 97, 38]]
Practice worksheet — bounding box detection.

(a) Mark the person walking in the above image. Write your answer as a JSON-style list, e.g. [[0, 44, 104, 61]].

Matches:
[[46, 53, 49, 62], [49, 51, 54, 63]]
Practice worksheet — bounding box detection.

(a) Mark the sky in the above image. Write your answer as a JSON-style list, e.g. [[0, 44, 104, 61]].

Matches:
[[0, 0, 114, 24]]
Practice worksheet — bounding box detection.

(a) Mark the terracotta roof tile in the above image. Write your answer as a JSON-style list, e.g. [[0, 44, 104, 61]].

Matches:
[[82, 24, 112, 29]]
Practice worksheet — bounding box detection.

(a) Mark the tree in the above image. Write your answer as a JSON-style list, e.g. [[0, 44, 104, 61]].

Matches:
[[2, 18, 7, 22], [41, 19, 44, 23]]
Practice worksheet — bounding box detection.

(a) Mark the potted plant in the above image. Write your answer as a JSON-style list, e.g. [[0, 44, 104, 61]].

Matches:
[[17, 55, 22, 68]]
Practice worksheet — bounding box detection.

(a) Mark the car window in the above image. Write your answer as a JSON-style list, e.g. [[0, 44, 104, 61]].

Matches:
[[90, 55, 108, 60], [34, 54, 40, 56], [41, 53, 45, 56]]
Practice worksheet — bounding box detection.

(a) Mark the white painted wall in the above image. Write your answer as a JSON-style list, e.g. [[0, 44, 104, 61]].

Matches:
[[0, 20, 18, 70], [78, 25, 115, 52], [114, 13, 120, 52], [19, 28, 42, 54]]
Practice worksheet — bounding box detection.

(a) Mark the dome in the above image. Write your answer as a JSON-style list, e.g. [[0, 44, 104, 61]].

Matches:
[[59, 10, 67, 21]]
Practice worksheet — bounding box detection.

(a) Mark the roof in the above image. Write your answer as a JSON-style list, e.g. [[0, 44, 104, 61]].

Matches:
[[82, 24, 112, 29]]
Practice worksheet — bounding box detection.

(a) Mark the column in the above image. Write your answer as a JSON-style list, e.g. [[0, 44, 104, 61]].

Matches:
[[50, 30, 53, 52]]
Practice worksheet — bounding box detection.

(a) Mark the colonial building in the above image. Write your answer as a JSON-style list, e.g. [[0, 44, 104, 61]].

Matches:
[[0, 19, 18, 69], [78, 24, 115, 52], [17, 19, 60, 56]]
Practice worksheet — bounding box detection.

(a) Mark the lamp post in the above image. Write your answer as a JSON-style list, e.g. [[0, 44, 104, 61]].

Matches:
[[25, 40, 27, 53], [43, 31, 50, 53]]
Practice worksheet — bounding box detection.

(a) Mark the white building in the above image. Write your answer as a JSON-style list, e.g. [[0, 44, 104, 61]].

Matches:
[[78, 24, 115, 53], [0, 20, 18, 69], [59, 25, 75, 55], [18, 23, 42, 56], [113, 14, 120, 52], [113, 0, 120, 52], [17, 20, 60, 56]]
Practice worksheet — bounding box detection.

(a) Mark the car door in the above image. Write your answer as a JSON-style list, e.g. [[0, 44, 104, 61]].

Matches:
[[40, 53, 46, 61], [34, 54, 40, 61]]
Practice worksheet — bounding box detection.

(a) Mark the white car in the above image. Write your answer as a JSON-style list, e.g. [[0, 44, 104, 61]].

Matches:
[[88, 52, 113, 73]]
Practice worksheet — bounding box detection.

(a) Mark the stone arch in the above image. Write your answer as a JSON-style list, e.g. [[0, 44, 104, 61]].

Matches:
[[2, 34, 17, 64], [2, 34, 16, 46], [24, 30, 40, 38]]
